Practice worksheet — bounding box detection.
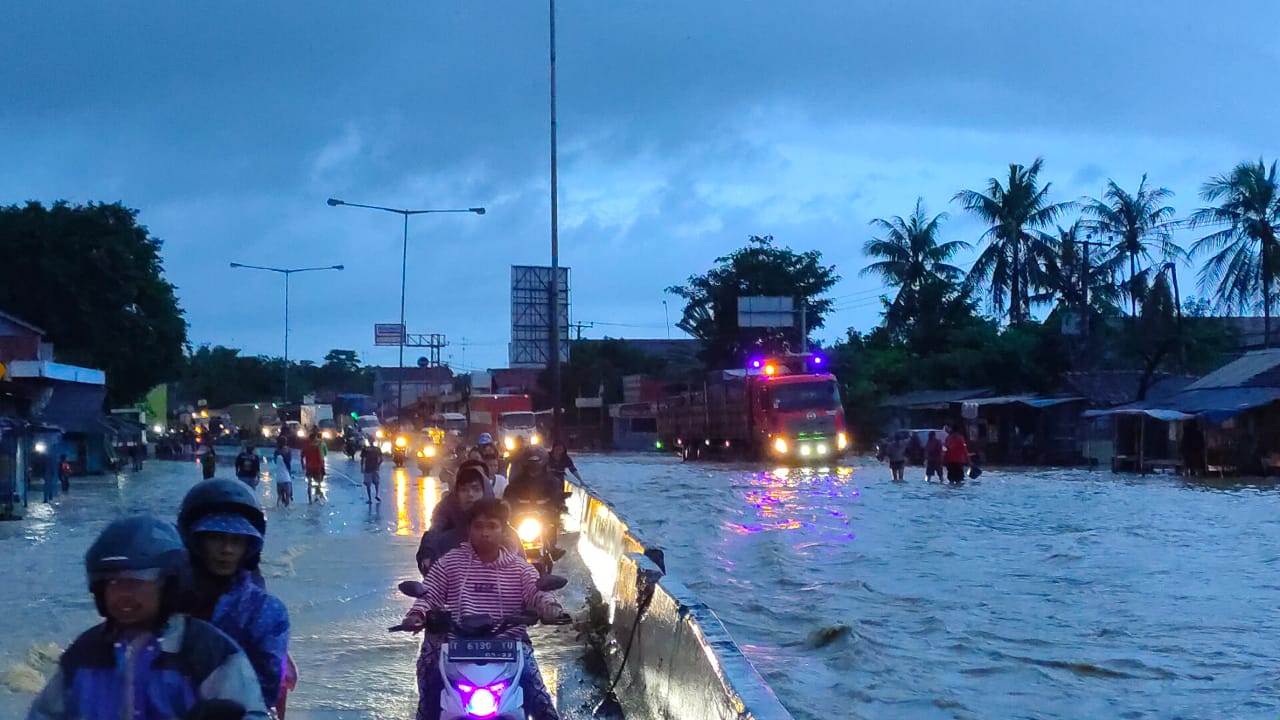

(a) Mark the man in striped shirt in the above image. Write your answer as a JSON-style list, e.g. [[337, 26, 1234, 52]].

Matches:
[[401, 498, 565, 720]]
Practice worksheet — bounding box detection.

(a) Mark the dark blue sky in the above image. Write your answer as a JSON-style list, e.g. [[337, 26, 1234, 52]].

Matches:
[[3, 1, 1276, 370]]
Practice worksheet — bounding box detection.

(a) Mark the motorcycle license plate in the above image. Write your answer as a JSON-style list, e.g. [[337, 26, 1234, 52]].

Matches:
[[448, 639, 518, 662]]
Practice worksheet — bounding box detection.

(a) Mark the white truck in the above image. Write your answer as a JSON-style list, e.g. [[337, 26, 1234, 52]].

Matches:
[[300, 404, 334, 434]]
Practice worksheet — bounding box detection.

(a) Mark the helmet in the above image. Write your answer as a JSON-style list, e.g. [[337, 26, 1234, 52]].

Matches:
[[518, 445, 550, 470], [477, 433, 493, 446], [178, 479, 267, 571], [85, 515, 188, 616]]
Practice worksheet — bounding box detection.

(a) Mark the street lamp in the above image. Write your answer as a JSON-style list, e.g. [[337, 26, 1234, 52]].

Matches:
[[327, 198, 485, 417], [229, 262, 344, 402]]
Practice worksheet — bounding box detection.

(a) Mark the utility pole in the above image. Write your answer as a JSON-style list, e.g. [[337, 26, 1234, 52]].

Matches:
[[568, 321, 594, 341], [548, 0, 563, 442]]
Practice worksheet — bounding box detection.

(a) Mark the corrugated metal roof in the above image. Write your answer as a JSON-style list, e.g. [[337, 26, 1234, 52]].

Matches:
[[1023, 396, 1085, 408], [1089, 387, 1280, 420], [880, 388, 992, 408], [963, 394, 1038, 407], [1185, 349, 1280, 390]]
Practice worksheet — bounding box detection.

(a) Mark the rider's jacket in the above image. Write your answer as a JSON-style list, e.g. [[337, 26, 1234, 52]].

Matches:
[[27, 615, 269, 720], [406, 543, 557, 642]]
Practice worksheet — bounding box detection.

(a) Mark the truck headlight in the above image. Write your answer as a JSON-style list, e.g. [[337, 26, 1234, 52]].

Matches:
[[530, 433, 541, 446], [773, 437, 788, 454], [800, 444, 812, 457], [837, 432, 849, 451], [322, 430, 333, 440], [504, 436, 517, 451], [517, 517, 543, 544]]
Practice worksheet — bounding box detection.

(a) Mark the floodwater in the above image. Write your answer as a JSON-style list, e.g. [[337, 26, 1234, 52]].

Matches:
[[0, 455, 600, 720], [577, 454, 1280, 720]]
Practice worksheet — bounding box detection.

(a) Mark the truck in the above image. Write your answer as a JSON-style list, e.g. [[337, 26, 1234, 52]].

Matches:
[[300, 403, 334, 437], [497, 410, 542, 455], [656, 357, 849, 463], [467, 394, 533, 444]]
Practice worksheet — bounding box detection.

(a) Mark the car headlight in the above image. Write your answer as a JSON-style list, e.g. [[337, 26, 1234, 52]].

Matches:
[[376, 429, 385, 440], [504, 436, 517, 451], [517, 517, 543, 544], [773, 437, 788, 454], [380, 441, 392, 454], [296, 429, 306, 439], [395, 436, 408, 449], [800, 444, 812, 457], [322, 430, 333, 439], [837, 432, 849, 451], [261, 428, 271, 437], [530, 433, 541, 445]]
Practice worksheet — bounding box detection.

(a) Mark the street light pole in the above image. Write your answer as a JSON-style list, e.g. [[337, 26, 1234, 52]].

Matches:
[[327, 198, 484, 418], [229, 262, 345, 402]]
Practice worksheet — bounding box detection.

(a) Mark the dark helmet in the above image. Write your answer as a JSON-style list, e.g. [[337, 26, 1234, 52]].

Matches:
[[519, 445, 550, 467], [85, 515, 188, 617], [178, 479, 267, 572]]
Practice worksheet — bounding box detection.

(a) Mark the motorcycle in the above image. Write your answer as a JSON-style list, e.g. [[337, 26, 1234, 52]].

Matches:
[[510, 492, 572, 576], [344, 435, 360, 460], [392, 435, 409, 468], [390, 576, 571, 720]]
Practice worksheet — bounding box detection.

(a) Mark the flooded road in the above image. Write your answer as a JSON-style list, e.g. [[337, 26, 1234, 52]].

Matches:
[[577, 454, 1280, 720], [0, 456, 599, 720]]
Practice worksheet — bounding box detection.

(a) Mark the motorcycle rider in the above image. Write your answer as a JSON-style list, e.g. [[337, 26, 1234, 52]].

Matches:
[[28, 515, 268, 720], [177, 480, 292, 717], [344, 426, 362, 459], [505, 447, 567, 558], [234, 445, 262, 488], [415, 462, 518, 576], [400, 498, 566, 720]]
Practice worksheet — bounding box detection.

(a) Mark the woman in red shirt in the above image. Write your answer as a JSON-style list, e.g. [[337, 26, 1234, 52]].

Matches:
[[943, 425, 970, 484]]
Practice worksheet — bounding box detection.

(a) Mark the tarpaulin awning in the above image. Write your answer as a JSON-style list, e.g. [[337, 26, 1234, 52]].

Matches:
[[1082, 408, 1195, 421], [963, 395, 1038, 407], [1022, 397, 1086, 408]]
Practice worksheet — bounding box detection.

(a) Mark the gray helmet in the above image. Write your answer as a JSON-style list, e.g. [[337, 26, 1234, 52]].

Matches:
[[85, 515, 188, 617]]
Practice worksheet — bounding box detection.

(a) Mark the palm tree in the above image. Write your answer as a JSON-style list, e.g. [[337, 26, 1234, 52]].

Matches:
[[861, 198, 969, 323], [954, 158, 1068, 325], [1189, 159, 1280, 347], [1031, 221, 1122, 326], [1082, 175, 1178, 316]]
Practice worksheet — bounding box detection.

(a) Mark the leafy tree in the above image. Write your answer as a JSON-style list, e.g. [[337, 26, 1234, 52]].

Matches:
[[666, 235, 839, 369], [954, 158, 1069, 325], [1189, 159, 1280, 347], [1082, 175, 1179, 316], [0, 201, 187, 405], [861, 199, 969, 337], [1031, 221, 1123, 336]]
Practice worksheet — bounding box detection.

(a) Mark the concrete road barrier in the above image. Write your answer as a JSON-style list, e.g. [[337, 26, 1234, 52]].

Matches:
[[563, 478, 794, 720]]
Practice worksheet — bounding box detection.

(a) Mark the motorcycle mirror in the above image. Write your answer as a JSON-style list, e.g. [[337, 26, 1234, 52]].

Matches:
[[536, 574, 568, 592], [398, 580, 430, 598]]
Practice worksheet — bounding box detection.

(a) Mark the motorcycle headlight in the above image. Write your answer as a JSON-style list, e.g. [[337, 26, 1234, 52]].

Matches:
[[395, 436, 408, 448], [517, 517, 543, 543], [419, 445, 436, 458], [504, 436, 517, 451], [773, 437, 788, 454], [530, 433, 541, 445]]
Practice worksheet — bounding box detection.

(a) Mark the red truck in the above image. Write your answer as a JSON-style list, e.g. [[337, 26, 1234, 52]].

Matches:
[[467, 394, 533, 443], [656, 357, 849, 462]]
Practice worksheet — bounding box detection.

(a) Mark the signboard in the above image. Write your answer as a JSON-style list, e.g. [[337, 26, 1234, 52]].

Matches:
[[375, 323, 405, 346], [737, 296, 795, 328], [510, 265, 570, 368]]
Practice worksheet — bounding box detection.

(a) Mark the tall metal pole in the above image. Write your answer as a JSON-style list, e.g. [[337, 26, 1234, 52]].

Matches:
[[284, 272, 291, 402], [549, 0, 562, 441], [399, 212, 409, 418]]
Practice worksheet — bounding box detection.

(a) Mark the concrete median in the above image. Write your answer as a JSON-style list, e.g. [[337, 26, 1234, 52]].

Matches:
[[563, 478, 794, 720]]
